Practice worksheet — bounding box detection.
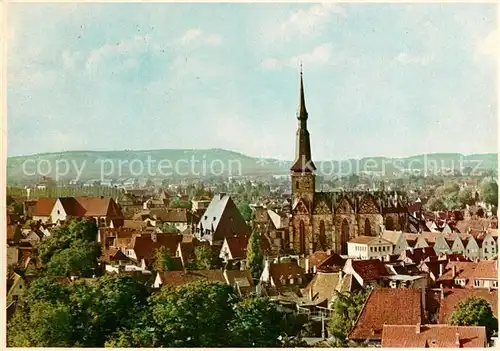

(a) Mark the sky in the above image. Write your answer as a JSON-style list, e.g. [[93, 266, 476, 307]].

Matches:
[[7, 2, 498, 160]]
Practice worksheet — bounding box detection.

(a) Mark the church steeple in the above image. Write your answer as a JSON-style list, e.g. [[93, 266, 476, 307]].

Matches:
[[290, 66, 316, 173]]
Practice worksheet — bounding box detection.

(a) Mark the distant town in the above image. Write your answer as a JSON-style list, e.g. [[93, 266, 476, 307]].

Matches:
[[5, 72, 498, 348]]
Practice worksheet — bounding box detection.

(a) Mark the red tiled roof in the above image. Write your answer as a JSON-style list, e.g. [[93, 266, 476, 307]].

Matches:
[[100, 248, 129, 263], [351, 259, 388, 282], [381, 324, 486, 348], [33, 198, 57, 216], [157, 269, 226, 286], [436, 261, 478, 283], [438, 289, 498, 323], [131, 234, 183, 263], [74, 196, 123, 217], [224, 235, 270, 259], [470, 260, 498, 280], [348, 288, 422, 341], [307, 251, 330, 268]]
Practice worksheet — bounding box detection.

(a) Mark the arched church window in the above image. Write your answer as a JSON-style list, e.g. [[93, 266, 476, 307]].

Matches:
[[385, 216, 394, 231], [364, 218, 371, 236], [299, 220, 306, 253], [341, 219, 349, 255]]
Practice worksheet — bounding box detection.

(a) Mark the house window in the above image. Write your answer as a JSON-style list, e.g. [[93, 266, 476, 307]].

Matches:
[[370, 247, 373, 252], [57, 210, 60, 215], [493, 281, 498, 288], [474, 280, 480, 287]]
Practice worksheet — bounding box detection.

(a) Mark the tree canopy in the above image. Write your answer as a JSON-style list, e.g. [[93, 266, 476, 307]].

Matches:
[[449, 297, 498, 339], [246, 230, 264, 281]]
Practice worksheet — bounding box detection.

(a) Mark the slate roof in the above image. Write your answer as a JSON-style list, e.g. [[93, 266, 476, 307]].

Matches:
[[381, 324, 486, 348], [269, 262, 306, 288], [348, 288, 422, 341], [317, 253, 346, 272], [400, 247, 437, 264]]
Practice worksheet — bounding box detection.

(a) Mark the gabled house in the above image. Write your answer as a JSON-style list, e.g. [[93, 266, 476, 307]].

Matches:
[[435, 261, 479, 288], [469, 260, 498, 289], [347, 236, 394, 259], [480, 232, 498, 259], [176, 239, 210, 268], [465, 235, 482, 260], [50, 196, 124, 227], [343, 258, 389, 288], [195, 194, 250, 245], [7, 272, 27, 305], [125, 233, 183, 266], [218, 235, 270, 263], [32, 198, 57, 223], [260, 260, 306, 289], [381, 230, 409, 255]]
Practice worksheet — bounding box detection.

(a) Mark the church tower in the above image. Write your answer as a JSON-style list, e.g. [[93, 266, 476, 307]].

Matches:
[[290, 67, 316, 204]]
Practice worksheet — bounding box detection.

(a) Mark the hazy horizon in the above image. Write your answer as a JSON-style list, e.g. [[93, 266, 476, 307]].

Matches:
[[7, 3, 498, 159]]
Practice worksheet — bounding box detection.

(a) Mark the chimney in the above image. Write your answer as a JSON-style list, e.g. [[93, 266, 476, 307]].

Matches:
[[416, 323, 421, 334], [309, 287, 313, 301], [455, 332, 460, 347], [439, 263, 444, 277], [305, 258, 310, 273], [339, 270, 343, 280], [452, 265, 456, 277], [440, 285, 444, 299]]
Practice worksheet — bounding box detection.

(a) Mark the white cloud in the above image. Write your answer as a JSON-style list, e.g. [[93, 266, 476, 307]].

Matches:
[[394, 52, 434, 66], [84, 34, 154, 74], [281, 3, 345, 38], [262, 43, 335, 70], [477, 29, 498, 57], [179, 28, 222, 47]]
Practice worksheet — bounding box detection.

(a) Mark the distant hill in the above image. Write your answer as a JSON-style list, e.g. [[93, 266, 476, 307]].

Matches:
[[6, 148, 497, 183]]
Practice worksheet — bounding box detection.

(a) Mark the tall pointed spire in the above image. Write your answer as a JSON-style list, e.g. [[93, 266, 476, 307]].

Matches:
[[290, 66, 316, 173], [298, 62, 308, 120]]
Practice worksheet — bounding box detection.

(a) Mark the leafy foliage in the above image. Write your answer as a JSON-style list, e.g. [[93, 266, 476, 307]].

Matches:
[[194, 244, 222, 269], [449, 297, 498, 339], [153, 246, 178, 272], [328, 290, 370, 345], [8, 301, 74, 347], [246, 230, 264, 281], [229, 297, 293, 347], [150, 281, 236, 347], [479, 178, 498, 207], [47, 239, 101, 277], [238, 200, 253, 222]]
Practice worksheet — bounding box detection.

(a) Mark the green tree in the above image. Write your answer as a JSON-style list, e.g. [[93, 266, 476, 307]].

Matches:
[[160, 222, 180, 233], [24, 276, 70, 306], [153, 246, 178, 272], [229, 297, 287, 347], [449, 297, 498, 339], [150, 281, 236, 347], [246, 231, 264, 281], [328, 290, 370, 345], [194, 245, 221, 269], [8, 301, 73, 347], [457, 187, 475, 207], [46, 239, 101, 277], [479, 179, 498, 207], [238, 201, 252, 222], [425, 196, 447, 211]]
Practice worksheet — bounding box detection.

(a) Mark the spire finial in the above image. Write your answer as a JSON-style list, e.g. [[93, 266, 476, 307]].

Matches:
[[300, 61, 303, 75]]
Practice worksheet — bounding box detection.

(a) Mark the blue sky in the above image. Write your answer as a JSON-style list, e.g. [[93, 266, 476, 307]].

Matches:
[[7, 3, 498, 160]]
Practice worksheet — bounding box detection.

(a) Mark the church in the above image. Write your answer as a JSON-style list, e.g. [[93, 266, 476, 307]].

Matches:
[[288, 71, 412, 256]]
